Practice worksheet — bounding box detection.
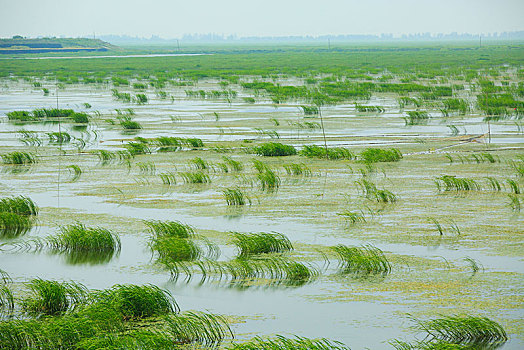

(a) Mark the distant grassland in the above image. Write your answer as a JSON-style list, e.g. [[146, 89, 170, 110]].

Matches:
[[0, 43, 523, 80]]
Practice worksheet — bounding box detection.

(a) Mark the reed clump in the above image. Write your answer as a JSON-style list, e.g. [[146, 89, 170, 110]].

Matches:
[[0, 196, 38, 216], [144, 220, 195, 239], [413, 315, 508, 348], [180, 171, 211, 184], [1, 151, 36, 165], [403, 111, 430, 125], [356, 179, 398, 203], [300, 145, 355, 160], [166, 311, 232, 346], [47, 223, 121, 256], [435, 176, 481, 192], [90, 284, 178, 320], [0, 212, 33, 238], [229, 335, 350, 349], [257, 168, 280, 192], [159, 171, 177, 185], [253, 142, 297, 157], [231, 232, 293, 257], [283, 163, 312, 176], [150, 236, 203, 264], [331, 244, 391, 276], [359, 148, 402, 163], [223, 187, 251, 206], [21, 279, 88, 316], [193, 256, 318, 287]]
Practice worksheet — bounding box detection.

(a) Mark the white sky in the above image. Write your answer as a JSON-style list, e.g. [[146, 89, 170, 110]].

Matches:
[[1, 0, 523, 38]]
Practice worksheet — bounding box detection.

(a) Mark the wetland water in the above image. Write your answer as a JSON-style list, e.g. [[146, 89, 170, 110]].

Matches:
[[0, 78, 522, 349]]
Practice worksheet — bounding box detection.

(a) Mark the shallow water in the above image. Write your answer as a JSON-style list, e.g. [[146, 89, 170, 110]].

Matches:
[[0, 80, 522, 349]]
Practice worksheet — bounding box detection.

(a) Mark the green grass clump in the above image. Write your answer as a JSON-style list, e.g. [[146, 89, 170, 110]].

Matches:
[[47, 131, 72, 143], [301, 105, 320, 115], [153, 136, 181, 152], [0, 212, 33, 238], [144, 220, 195, 238], [190, 157, 210, 170], [223, 187, 251, 206], [150, 236, 203, 264], [119, 115, 142, 130], [435, 176, 481, 192], [0, 196, 38, 216], [66, 165, 82, 182], [359, 148, 402, 163], [6, 110, 35, 122], [95, 149, 116, 165], [192, 256, 318, 287], [166, 311, 232, 346], [222, 156, 244, 172], [404, 110, 430, 125], [300, 145, 355, 160], [0, 271, 14, 316], [229, 335, 349, 349], [283, 162, 312, 176], [1, 151, 36, 165], [253, 142, 297, 157], [509, 157, 524, 177], [71, 112, 89, 123], [332, 244, 391, 276], [337, 210, 366, 225], [414, 315, 508, 348], [47, 223, 121, 255], [508, 194, 521, 212], [22, 279, 88, 316], [91, 284, 178, 320], [159, 171, 177, 185], [231, 232, 293, 257], [257, 168, 281, 192], [356, 179, 398, 203], [180, 171, 211, 184], [506, 179, 521, 194], [185, 138, 204, 148], [124, 141, 150, 156]]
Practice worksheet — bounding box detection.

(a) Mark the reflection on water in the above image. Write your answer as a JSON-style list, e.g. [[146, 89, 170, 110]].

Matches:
[[55, 249, 120, 265]]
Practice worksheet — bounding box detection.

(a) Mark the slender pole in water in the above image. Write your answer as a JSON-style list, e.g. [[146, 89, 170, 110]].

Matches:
[[317, 105, 328, 159], [56, 78, 61, 207], [487, 120, 491, 145]]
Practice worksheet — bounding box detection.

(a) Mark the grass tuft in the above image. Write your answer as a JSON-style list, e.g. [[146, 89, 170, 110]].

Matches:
[[359, 148, 402, 163], [413, 315, 508, 348], [1, 151, 36, 165], [0, 196, 38, 216], [253, 142, 297, 157], [229, 335, 350, 349], [332, 244, 391, 276], [356, 179, 398, 203], [231, 232, 293, 257], [22, 279, 88, 316], [300, 145, 355, 160], [223, 187, 251, 206], [166, 311, 232, 346], [435, 176, 481, 192], [47, 223, 121, 256], [144, 220, 195, 238], [284, 162, 312, 176]]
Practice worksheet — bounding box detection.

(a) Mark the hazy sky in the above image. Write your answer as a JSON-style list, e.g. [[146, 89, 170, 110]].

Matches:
[[1, 0, 523, 38]]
